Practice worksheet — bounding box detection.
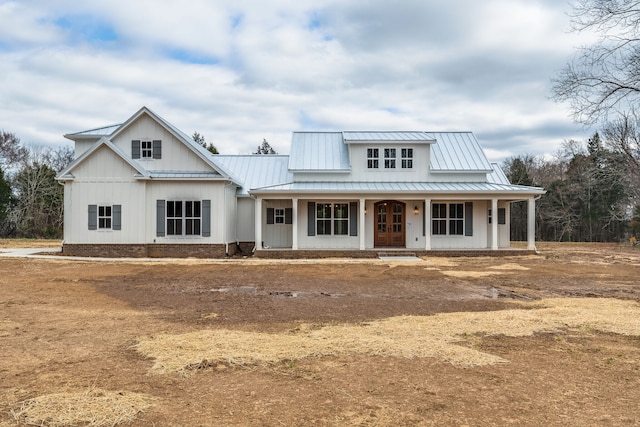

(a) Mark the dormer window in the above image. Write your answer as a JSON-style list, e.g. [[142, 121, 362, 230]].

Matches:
[[367, 148, 379, 169], [401, 148, 413, 168], [384, 148, 396, 168]]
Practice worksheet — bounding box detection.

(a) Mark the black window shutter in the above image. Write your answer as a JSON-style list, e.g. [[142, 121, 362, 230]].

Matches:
[[465, 202, 473, 236], [112, 205, 122, 230], [307, 202, 315, 236], [88, 205, 97, 230], [349, 201, 358, 236], [285, 208, 293, 224], [153, 140, 162, 159], [132, 140, 141, 159], [202, 200, 211, 237], [156, 200, 166, 237], [266, 208, 275, 224], [498, 208, 506, 225]]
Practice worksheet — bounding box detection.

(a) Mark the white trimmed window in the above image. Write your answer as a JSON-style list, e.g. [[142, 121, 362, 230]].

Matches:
[[167, 201, 201, 236], [384, 148, 396, 168], [316, 203, 349, 236], [141, 140, 153, 158], [432, 203, 464, 235], [275, 208, 285, 224], [401, 148, 413, 168], [98, 205, 112, 229], [367, 148, 379, 169]]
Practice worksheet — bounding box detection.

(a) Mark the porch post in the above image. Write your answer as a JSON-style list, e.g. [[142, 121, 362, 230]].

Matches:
[[424, 198, 431, 250], [359, 198, 366, 250], [491, 198, 498, 250], [255, 197, 263, 250], [527, 197, 536, 250], [292, 197, 298, 250]]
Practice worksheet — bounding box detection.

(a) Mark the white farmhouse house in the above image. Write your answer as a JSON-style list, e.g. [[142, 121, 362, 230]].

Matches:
[[57, 107, 545, 257]]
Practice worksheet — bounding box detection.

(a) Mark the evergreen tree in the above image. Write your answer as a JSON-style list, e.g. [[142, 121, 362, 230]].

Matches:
[[254, 139, 277, 154]]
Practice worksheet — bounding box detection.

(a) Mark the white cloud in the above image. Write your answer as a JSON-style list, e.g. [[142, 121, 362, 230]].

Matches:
[[0, 0, 592, 160]]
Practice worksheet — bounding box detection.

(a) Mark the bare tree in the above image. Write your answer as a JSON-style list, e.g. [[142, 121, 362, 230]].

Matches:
[[551, 0, 640, 124], [0, 131, 28, 168]]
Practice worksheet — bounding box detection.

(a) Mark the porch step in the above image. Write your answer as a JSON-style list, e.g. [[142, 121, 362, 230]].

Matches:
[[377, 252, 421, 261]]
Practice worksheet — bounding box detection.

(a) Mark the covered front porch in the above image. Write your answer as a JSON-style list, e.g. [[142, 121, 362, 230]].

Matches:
[[252, 194, 539, 252]]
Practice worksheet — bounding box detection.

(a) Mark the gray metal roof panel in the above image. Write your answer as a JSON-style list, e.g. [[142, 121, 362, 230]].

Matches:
[[64, 124, 121, 139], [488, 163, 511, 185], [147, 171, 225, 179], [288, 132, 350, 171], [251, 181, 545, 194], [343, 131, 435, 142], [429, 132, 493, 172], [214, 155, 293, 195]]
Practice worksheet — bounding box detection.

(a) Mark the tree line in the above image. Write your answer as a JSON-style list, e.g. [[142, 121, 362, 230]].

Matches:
[[503, 118, 640, 243], [0, 131, 72, 238]]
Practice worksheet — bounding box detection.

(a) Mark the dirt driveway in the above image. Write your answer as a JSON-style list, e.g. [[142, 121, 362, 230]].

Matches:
[[1, 243, 639, 426]]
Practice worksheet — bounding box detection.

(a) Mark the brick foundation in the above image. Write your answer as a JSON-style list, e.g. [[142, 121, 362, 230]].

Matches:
[[62, 243, 234, 258]]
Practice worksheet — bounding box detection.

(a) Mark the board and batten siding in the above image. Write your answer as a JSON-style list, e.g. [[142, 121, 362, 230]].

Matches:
[[146, 181, 227, 244], [262, 200, 293, 248], [348, 144, 430, 182], [111, 114, 212, 172], [63, 145, 146, 244], [236, 198, 255, 242]]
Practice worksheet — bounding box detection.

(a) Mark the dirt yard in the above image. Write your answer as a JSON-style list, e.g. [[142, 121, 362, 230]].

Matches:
[[1, 242, 639, 426]]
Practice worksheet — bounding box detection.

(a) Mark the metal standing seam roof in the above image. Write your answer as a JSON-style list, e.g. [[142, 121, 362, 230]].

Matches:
[[288, 132, 350, 171], [64, 124, 122, 139], [342, 131, 436, 142], [147, 171, 225, 179], [429, 132, 493, 172], [214, 155, 293, 196], [250, 181, 545, 194]]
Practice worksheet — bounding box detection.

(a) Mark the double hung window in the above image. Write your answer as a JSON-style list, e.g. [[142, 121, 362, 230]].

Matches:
[[167, 201, 201, 236], [384, 148, 396, 169], [367, 148, 379, 169], [316, 203, 349, 235], [98, 206, 112, 229], [141, 140, 153, 158], [432, 203, 464, 235], [401, 148, 413, 168]]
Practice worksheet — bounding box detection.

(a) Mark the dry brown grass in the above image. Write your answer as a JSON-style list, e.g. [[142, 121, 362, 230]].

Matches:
[[136, 298, 640, 374], [0, 239, 61, 248], [10, 389, 155, 427]]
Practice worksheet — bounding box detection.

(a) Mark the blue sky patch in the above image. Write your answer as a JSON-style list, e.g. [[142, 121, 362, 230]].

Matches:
[[168, 49, 220, 65], [54, 14, 118, 44]]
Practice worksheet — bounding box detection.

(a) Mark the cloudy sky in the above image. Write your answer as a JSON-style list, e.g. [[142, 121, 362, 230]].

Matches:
[[0, 0, 594, 161]]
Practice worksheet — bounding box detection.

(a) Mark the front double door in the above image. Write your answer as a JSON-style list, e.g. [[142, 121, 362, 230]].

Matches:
[[374, 201, 405, 247]]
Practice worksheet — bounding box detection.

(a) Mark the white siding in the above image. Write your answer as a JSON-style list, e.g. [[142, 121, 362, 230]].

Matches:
[[349, 144, 430, 182], [146, 181, 227, 244], [63, 146, 146, 244], [224, 185, 237, 244], [297, 200, 360, 250], [429, 200, 489, 250], [236, 198, 255, 242], [111, 114, 211, 172], [263, 200, 292, 249], [486, 201, 511, 249]]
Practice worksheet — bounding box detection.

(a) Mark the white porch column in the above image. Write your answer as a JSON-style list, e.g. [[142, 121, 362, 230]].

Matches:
[[255, 197, 263, 250], [491, 198, 498, 250], [359, 198, 366, 250], [527, 197, 536, 250], [424, 198, 431, 250], [292, 197, 298, 250]]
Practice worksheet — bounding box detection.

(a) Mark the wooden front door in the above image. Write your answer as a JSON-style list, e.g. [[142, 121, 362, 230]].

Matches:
[[374, 201, 406, 247]]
